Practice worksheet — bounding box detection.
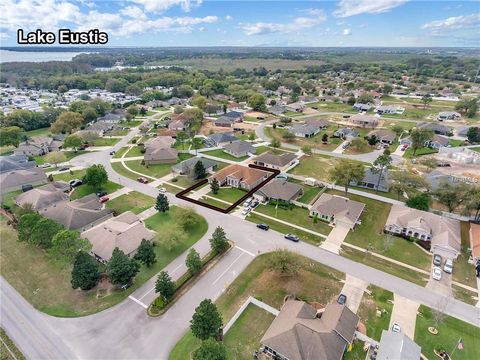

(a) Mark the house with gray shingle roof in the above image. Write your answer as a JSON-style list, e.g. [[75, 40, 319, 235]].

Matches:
[[290, 124, 320, 138], [0, 155, 36, 174], [255, 179, 303, 203], [172, 157, 218, 176], [350, 168, 390, 193], [333, 127, 358, 140], [0, 167, 47, 195], [143, 136, 177, 165], [310, 193, 365, 229], [14, 136, 63, 157], [253, 151, 297, 171], [223, 141, 256, 158], [205, 133, 239, 147], [15, 182, 69, 210], [377, 330, 421, 360], [366, 129, 396, 145]]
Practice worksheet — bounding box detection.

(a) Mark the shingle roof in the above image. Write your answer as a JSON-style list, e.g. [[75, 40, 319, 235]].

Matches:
[[15, 182, 69, 210], [223, 140, 256, 154], [377, 330, 421, 360], [0, 167, 47, 190], [256, 179, 303, 201], [207, 133, 239, 144], [212, 164, 267, 186], [0, 155, 36, 173], [253, 151, 297, 167], [172, 157, 217, 173], [311, 194, 365, 225]]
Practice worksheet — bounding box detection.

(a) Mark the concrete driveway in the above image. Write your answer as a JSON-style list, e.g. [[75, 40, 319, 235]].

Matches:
[[389, 294, 419, 339], [427, 266, 453, 297], [320, 224, 350, 254], [340, 275, 369, 313]]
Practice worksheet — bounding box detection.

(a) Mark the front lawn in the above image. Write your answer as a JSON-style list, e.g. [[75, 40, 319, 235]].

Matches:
[[357, 285, 394, 341], [34, 151, 88, 165], [125, 146, 144, 157], [113, 147, 129, 158], [207, 187, 248, 204], [0, 206, 207, 317], [404, 147, 438, 158], [26, 127, 51, 137], [90, 137, 120, 147], [70, 181, 121, 200], [202, 149, 249, 162], [254, 146, 288, 155], [335, 190, 432, 271], [415, 305, 480, 360], [170, 252, 345, 359], [120, 120, 143, 128], [111, 162, 139, 180], [52, 169, 86, 182], [106, 191, 155, 214], [124, 154, 193, 179]]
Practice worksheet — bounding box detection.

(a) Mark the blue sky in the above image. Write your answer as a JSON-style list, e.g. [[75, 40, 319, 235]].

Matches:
[[0, 1, 478, 47]]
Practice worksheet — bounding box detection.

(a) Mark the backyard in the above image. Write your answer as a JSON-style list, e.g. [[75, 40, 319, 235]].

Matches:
[[106, 191, 155, 214], [169, 252, 345, 359], [70, 181, 121, 200], [120, 154, 193, 179], [201, 149, 249, 162]]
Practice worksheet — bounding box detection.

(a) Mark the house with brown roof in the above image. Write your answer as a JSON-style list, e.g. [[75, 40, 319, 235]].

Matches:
[[209, 164, 268, 191], [261, 300, 359, 360], [470, 223, 480, 263], [309, 194, 365, 229], [0, 168, 48, 195], [253, 151, 297, 172], [255, 179, 303, 203], [350, 114, 380, 128], [15, 182, 69, 210], [384, 204, 461, 258], [143, 136, 178, 165], [81, 211, 156, 263]]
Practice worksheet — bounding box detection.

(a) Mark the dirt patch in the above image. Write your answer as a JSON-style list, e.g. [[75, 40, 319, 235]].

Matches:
[[199, 121, 257, 135]]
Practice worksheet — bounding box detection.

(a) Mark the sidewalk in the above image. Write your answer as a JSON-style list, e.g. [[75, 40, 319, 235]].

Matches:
[[137, 206, 157, 221]]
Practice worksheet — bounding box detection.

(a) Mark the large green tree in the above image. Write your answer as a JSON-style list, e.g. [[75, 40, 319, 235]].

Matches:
[[194, 161, 207, 179], [106, 248, 140, 285], [209, 227, 229, 254], [410, 128, 433, 157], [155, 193, 170, 213], [192, 338, 227, 360], [71, 252, 100, 290], [371, 152, 392, 193], [155, 271, 176, 301], [49, 230, 92, 263], [190, 299, 223, 341], [329, 159, 365, 195], [30, 218, 63, 249], [210, 178, 220, 195], [433, 182, 468, 213], [50, 111, 83, 134], [133, 239, 156, 267], [186, 248, 202, 276], [0, 126, 23, 147], [17, 212, 43, 242], [248, 93, 266, 112], [63, 135, 83, 152], [83, 164, 108, 191]]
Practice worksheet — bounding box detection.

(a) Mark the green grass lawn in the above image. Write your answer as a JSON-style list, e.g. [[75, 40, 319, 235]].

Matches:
[[207, 187, 248, 204], [471, 147, 480, 153], [1, 328, 26, 360], [108, 129, 129, 136], [340, 246, 428, 286], [246, 212, 325, 246], [34, 151, 88, 165], [125, 146, 144, 157], [254, 145, 288, 155], [254, 203, 332, 236], [334, 190, 432, 271], [343, 340, 367, 360], [26, 127, 51, 137], [357, 285, 394, 341], [52, 169, 86, 182], [0, 146, 14, 156], [200, 196, 232, 210], [0, 205, 207, 317], [453, 222, 477, 288], [70, 181, 121, 200], [404, 147, 438, 158], [123, 154, 193, 179], [90, 138, 120, 147], [1, 190, 22, 209], [415, 305, 480, 360], [297, 185, 322, 204], [105, 191, 155, 215], [202, 149, 249, 162], [452, 284, 478, 306], [113, 147, 129, 158], [170, 252, 345, 359], [111, 162, 139, 180], [119, 120, 143, 128]]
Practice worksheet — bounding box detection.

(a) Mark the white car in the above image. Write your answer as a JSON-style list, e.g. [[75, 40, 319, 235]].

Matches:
[[443, 259, 453, 274], [39, 163, 52, 168], [241, 208, 251, 216], [391, 323, 401, 333], [159, 187, 167, 194], [243, 197, 253, 207], [432, 266, 442, 281]]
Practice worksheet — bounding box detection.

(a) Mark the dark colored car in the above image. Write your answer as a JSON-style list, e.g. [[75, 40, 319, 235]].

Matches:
[[109, 151, 115, 155], [337, 294, 347, 305], [256, 223, 269, 231], [284, 234, 299, 242], [137, 177, 149, 184], [69, 179, 82, 188], [96, 190, 107, 197], [21, 184, 33, 192], [58, 167, 69, 172]]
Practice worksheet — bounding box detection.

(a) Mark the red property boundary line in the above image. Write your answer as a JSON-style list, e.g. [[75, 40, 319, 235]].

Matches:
[[176, 164, 280, 214]]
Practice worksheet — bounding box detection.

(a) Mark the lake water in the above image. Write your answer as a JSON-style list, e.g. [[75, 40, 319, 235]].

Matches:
[[0, 50, 85, 63]]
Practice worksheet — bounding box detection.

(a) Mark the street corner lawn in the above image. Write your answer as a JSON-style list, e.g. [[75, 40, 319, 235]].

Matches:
[[121, 154, 193, 179], [169, 252, 345, 359], [90, 137, 121, 147], [52, 169, 86, 183], [70, 181, 122, 200], [34, 151, 88, 165], [333, 190, 432, 271], [357, 285, 394, 341], [0, 205, 208, 317], [415, 305, 480, 360], [106, 191, 155, 215]]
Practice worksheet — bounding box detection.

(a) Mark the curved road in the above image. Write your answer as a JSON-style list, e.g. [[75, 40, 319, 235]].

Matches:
[[1, 123, 479, 360]]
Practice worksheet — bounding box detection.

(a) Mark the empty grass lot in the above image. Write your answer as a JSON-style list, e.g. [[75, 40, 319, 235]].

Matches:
[[415, 305, 480, 360], [357, 285, 394, 341], [201, 149, 248, 162], [106, 191, 155, 214], [26, 127, 51, 137], [0, 206, 207, 317], [169, 252, 345, 359], [404, 147, 438, 158], [122, 154, 193, 179], [70, 181, 121, 200], [253, 146, 288, 155], [453, 222, 477, 288], [111, 161, 139, 180], [265, 127, 342, 152], [34, 151, 88, 165], [90, 138, 120, 147], [333, 190, 432, 271]]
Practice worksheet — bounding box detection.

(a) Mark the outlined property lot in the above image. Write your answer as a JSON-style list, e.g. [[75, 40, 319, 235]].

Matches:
[[176, 164, 280, 213]]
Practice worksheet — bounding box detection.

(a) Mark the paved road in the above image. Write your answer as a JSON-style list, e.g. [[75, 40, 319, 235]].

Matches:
[[2, 125, 479, 360]]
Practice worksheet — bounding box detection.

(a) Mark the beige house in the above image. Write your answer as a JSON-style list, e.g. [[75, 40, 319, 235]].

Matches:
[[309, 194, 365, 229], [261, 300, 359, 360], [255, 179, 303, 203], [209, 164, 268, 191], [253, 152, 297, 172], [82, 211, 155, 263], [143, 136, 178, 165], [350, 114, 380, 128], [14, 136, 63, 156], [15, 182, 69, 210], [384, 204, 461, 259], [0, 168, 48, 195]]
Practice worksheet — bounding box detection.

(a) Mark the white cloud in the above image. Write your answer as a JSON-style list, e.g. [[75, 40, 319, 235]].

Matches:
[[120, 6, 147, 20], [422, 13, 480, 33], [343, 28, 352, 35], [130, 0, 202, 13], [299, 8, 326, 17], [225, 15, 233, 20], [333, 0, 408, 18], [241, 15, 326, 36]]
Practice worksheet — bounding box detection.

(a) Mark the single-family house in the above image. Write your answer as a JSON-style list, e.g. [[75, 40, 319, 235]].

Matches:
[[255, 179, 303, 203], [0, 155, 36, 174], [377, 330, 421, 360], [97, 112, 123, 123], [212, 116, 235, 127], [261, 300, 359, 360], [437, 111, 461, 121], [205, 133, 239, 147], [285, 102, 305, 113], [168, 119, 186, 131], [268, 104, 286, 115], [376, 105, 401, 115], [290, 124, 320, 138], [309, 194, 365, 229], [15, 182, 69, 210], [384, 204, 461, 258], [223, 111, 244, 122], [40, 194, 113, 232], [350, 114, 380, 128], [14, 136, 63, 156], [253, 152, 297, 172], [223, 141, 256, 158], [209, 164, 268, 191], [0, 167, 47, 195], [85, 121, 117, 135], [143, 136, 178, 165], [81, 211, 156, 263], [350, 168, 390, 192], [418, 122, 451, 136], [333, 127, 358, 140], [426, 134, 450, 149], [366, 129, 396, 145], [353, 103, 372, 112], [172, 157, 217, 176], [305, 119, 330, 129]]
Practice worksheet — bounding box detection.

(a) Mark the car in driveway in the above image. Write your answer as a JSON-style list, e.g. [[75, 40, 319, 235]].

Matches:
[[137, 177, 149, 184], [443, 259, 453, 274], [241, 208, 251, 216], [284, 234, 299, 242], [432, 266, 442, 281], [336, 294, 347, 305], [109, 151, 116, 155], [58, 167, 69, 172], [391, 323, 401, 333], [96, 190, 107, 197], [69, 179, 82, 188], [256, 223, 269, 231], [99, 195, 110, 203], [433, 254, 442, 267], [39, 163, 52, 169]]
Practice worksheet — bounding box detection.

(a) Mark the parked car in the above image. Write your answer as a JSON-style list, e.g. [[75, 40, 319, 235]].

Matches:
[[336, 294, 347, 305], [437, 162, 451, 167], [137, 177, 149, 184], [284, 234, 299, 242], [241, 208, 251, 216], [39, 163, 52, 168], [432, 266, 442, 281], [342, 142, 350, 149], [109, 151, 115, 155], [433, 254, 442, 267], [159, 187, 167, 194], [250, 200, 260, 208], [401, 144, 408, 151], [443, 259, 453, 274], [69, 179, 82, 188], [21, 184, 33, 192], [99, 195, 109, 203], [96, 190, 107, 197], [256, 223, 269, 231], [58, 167, 69, 172], [391, 323, 401, 333], [243, 197, 253, 207]]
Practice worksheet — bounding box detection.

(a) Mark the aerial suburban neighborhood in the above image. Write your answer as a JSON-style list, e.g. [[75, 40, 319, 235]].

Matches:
[[0, 1, 479, 360]]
